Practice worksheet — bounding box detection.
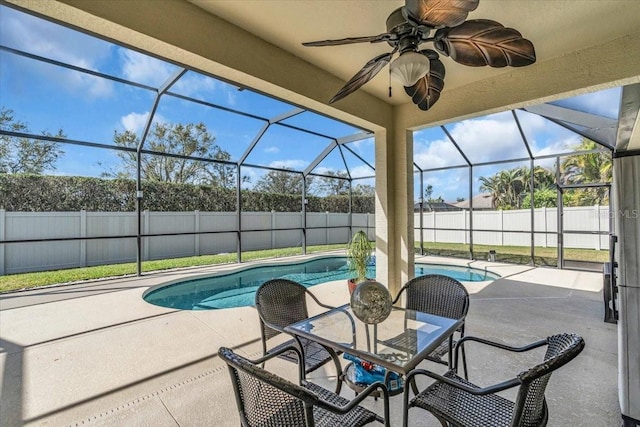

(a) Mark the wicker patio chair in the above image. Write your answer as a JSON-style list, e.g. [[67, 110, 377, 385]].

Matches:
[[402, 333, 585, 427], [382, 274, 470, 377], [219, 345, 390, 427], [255, 278, 344, 393]]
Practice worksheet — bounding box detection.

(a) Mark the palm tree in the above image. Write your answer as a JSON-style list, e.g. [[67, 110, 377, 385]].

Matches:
[[561, 139, 612, 205], [480, 165, 556, 209]]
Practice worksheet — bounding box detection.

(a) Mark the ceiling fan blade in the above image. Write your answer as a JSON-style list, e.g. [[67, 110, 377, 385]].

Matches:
[[405, 0, 479, 28], [434, 19, 536, 67], [303, 33, 395, 47], [330, 52, 393, 104], [404, 52, 445, 111]]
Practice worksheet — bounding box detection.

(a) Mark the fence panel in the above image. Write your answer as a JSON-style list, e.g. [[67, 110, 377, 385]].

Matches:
[[2, 207, 611, 274], [86, 212, 137, 265]]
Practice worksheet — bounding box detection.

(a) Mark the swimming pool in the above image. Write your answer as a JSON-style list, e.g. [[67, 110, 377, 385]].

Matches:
[[142, 256, 499, 310]]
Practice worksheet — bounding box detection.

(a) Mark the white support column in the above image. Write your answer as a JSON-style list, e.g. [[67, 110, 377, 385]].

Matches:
[[376, 125, 414, 297]]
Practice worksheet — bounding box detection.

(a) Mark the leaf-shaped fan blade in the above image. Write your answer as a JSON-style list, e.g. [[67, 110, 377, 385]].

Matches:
[[330, 52, 393, 104], [435, 19, 536, 67], [404, 55, 445, 111], [405, 0, 479, 28], [303, 33, 394, 47]]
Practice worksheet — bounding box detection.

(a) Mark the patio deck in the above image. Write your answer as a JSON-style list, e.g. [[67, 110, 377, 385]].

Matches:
[[0, 255, 619, 426]]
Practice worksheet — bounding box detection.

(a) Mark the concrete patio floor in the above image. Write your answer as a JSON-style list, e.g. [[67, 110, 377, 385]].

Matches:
[[0, 255, 619, 426]]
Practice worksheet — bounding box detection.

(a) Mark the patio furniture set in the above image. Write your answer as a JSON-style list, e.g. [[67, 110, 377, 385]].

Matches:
[[219, 276, 585, 426]]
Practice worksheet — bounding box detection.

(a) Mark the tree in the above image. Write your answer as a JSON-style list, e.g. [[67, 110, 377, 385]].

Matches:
[[521, 188, 557, 208], [254, 169, 315, 195], [107, 122, 242, 187], [316, 171, 349, 195], [352, 183, 375, 197], [479, 165, 556, 209], [0, 107, 65, 174], [424, 184, 433, 201], [561, 139, 611, 206], [424, 183, 444, 202]]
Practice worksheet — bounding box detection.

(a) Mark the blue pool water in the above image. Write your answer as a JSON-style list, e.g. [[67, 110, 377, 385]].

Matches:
[[142, 256, 499, 311]]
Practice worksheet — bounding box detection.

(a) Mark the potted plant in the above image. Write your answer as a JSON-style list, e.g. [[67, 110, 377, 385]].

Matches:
[[346, 230, 374, 294]]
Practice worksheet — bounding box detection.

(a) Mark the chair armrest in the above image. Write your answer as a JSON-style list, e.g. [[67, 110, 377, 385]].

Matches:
[[305, 289, 338, 311], [456, 335, 547, 353], [312, 381, 391, 427], [406, 368, 521, 396], [248, 345, 305, 381], [452, 335, 547, 376]]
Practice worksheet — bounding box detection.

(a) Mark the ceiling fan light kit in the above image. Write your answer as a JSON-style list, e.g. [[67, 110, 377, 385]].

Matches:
[[389, 51, 430, 86], [303, 0, 536, 111]]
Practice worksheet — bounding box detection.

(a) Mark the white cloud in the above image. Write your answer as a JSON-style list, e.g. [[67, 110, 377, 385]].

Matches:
[[121, 112, 149, 133], [269, 159, 308, 170], [119, 112, 167, 134], [120, 49, 175, 87], [446, 117, 528, 163], [414, 136, 466, 169], [264, 146, 280, 154], [1, 7, 114, 98], [171, 72, 217, 97], [349, 164, 375, 179], [554, 87, 621, 119], [349, 137, 375, 153]]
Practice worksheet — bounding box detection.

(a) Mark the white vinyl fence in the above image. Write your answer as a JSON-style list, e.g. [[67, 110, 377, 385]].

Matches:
[[415, 206, 610, 250], [1, 206, 608, 275], [0, 210, 375, 275]]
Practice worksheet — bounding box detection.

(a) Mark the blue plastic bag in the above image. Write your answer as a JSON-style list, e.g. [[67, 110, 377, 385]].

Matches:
[[343, 353, 404, 391]]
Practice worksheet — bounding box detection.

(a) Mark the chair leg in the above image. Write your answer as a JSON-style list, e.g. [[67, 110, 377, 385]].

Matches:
[[461, 344, 468, 380], [328, 348, 343, 394], [410, 376, 419, 396]]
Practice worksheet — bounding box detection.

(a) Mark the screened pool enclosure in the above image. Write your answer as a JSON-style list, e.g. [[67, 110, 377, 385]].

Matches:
[[0, 4, 617, 275]]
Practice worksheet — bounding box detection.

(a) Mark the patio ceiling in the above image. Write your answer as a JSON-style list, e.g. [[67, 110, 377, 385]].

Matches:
[[191, 1, 640, 107], [9, 0, 639, 138]]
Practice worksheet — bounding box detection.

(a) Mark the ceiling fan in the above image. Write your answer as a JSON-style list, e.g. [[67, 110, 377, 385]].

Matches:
[[303, 0, 536, 111]]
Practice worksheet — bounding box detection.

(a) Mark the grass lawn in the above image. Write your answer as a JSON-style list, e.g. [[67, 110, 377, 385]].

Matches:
[[0, 242, 607, 293], [417, 242, 609, 265], [0, 244, 345, 292]]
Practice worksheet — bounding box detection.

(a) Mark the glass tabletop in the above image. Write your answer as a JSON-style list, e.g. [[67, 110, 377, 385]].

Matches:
[[285, 304, 462, 375]]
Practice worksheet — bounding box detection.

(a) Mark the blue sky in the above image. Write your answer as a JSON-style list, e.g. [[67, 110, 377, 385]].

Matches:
[[0, 5, 621, 203]]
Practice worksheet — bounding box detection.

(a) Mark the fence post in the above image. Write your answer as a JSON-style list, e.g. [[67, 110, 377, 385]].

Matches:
[[595, 205, 601, 250], [80, 210, 87, 267], [542, 207, 548, 248], [500, 210, 504, 246], [325, 211, 329, 245], [194, 210, 200, 256], [0, 209, 5, 275], [143, 210, 150, 261], [463, 210, 467, 245], [271, 210, 276, 249]]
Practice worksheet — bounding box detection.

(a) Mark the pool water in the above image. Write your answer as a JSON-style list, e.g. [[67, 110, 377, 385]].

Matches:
[[143, 256, 499, 311]]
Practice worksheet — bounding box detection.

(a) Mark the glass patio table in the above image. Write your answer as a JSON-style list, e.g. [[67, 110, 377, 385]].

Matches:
[[285, 303, 463, 392]]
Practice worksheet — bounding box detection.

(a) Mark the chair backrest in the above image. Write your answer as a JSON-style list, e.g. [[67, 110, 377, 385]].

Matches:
[[511, 333, 585, 427], [219, 346, 317, 427], [255, 279, 310, 341], [395, 274, 469, 320]]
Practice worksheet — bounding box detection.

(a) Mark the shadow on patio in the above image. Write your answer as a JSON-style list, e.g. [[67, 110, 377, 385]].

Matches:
[[0, 259, 618, 426]]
